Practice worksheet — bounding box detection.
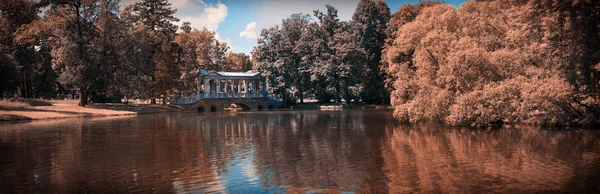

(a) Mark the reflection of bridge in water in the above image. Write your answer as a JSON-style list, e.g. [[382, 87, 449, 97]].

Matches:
[[1, 111, 599, 193], [170, 71, 281, 112]]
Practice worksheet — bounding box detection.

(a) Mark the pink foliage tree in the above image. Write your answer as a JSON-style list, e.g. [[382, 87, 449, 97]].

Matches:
[[384, 0, 600, 127]]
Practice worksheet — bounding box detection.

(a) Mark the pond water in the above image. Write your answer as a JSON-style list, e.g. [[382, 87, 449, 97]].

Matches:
[[0, 110, 599, 193]]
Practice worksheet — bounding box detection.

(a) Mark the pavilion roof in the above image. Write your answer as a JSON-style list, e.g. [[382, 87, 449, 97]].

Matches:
[[200, 71, 261, 77]]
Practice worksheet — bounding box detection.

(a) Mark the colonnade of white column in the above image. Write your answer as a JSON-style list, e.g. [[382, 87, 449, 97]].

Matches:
[[201, 78, 267, 98]]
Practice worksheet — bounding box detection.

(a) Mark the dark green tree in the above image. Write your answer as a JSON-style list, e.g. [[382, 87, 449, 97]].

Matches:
[[114, 6, 155, 101], [0, 53, 19, 97], [253, 13, 311, 104], [131, 0, 179, 104], [180, 21, 192, 33], [0, 0, 53, 99], [33, 0, 122, 106], [30, 44, 58, 98], [352, 0, 390, 104], [329, 21, 367, 103], [296, 5, 340, 103], [153, 39, 179, 105]]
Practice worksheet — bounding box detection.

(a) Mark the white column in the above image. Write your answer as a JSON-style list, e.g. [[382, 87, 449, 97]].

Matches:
[[229, 79, 233, 97], [206, 79, 211, 97], [223, 79, 229, 97], [216, 79, 221, 98], [202, 79, 206, 97], [246, 80, 250, 98], [252, 79, 257, 97], [237, 79, 241, 96], [262, 79, 267, 97]]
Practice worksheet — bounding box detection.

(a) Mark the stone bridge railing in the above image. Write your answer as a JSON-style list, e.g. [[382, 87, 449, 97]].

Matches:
[[170, 93, 274, 105]]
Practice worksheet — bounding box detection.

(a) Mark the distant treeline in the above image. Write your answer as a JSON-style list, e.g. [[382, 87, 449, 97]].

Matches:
[[254, 0, 600, 126], [0, 0, 252, 106]]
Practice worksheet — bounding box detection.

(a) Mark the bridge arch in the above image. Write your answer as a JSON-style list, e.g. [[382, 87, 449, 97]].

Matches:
[[198, 106, 205, 112], [232, 103, 252, 111], [268, 105, 273, 110], [210, 106, 217, 112], [257, 105, 264, 111]]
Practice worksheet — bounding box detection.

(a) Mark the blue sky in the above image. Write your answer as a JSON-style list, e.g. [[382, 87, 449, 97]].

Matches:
[[120, 0, 467, 55]]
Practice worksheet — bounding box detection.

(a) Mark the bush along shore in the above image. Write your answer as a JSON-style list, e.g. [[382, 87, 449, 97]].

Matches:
[[287, 102, 392, 110]]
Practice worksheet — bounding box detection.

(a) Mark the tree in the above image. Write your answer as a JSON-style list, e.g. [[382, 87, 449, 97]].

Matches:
[[382, 1, 440, 90], [253, 13, 311, 103], [132, 0, 179, 36], [352, 0, 390, 104], [253, 26, 288, 100], [89, 1, 132, 102], [224, 52, 252, 72], [1, 0, 56, 99], [0, 53, 19, 97], [384, 0, 599, 126], [180, 21, 192, 33], [329, 21, 367, 103], [280, 13, 311, 103], [295, 5, 366, 103], [296, 21, 330, 102], [255, 5, 369, 104], [210, 40, 229, 70], [21, 0, 122, 106], [131, 0, 179, 104], [30, 44, 58, 98], [153, 39, 179, 105], [296, 6, 339, 103], [110, 6, 154, 101]]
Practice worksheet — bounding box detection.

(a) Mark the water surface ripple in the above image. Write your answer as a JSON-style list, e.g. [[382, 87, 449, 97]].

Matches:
[[0, 110, 599, 193]]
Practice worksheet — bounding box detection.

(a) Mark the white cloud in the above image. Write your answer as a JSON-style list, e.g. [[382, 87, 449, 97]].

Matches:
[[177, 1, 228, 32], [120, 0, 228, 32], [239, 22, 257, 39]]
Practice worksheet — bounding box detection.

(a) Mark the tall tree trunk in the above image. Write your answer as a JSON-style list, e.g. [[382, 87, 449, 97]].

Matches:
[[299, 85, 304, 103], [150, 76, 156, 104], [21, 71, 29, 99], [20, 76, 26, 99], [336, 81, 342, 103], [78, 86, 87, 107]]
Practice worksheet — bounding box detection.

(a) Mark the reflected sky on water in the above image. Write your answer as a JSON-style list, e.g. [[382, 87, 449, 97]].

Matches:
[[0, 110, 599, 193]]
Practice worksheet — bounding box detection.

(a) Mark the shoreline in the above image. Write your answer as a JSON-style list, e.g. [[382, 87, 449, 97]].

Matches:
[[0, 102, 390, 123], [289, 103, 392, 110], [0, 103, 185, 123]]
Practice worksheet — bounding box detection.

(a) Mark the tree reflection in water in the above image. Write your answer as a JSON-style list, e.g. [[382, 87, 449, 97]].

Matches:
[[0, 110, 598, 193], [381, 125, 600, 193]]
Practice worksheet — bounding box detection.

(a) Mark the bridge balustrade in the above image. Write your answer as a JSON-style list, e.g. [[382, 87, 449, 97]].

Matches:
[[170, 91, 270, 105], [168, 71, 274, 105]]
